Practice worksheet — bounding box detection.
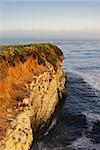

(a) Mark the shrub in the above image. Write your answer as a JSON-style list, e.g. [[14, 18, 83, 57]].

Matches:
[[38, 57, 45, 65], [45, 47, 51, 54], [55, 48, 63, 56], [48, 53, 57, 63]]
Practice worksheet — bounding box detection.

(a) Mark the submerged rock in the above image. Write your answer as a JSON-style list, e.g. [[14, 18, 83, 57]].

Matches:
[[0, 43, 66, 150]]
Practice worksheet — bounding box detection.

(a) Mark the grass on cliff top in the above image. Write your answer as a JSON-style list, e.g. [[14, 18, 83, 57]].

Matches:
[[0, 43, 63, 66], [0, 43, 51, 51]]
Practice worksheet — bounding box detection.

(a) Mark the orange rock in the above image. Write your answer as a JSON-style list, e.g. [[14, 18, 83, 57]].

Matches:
[[0, 43, 66, 150]]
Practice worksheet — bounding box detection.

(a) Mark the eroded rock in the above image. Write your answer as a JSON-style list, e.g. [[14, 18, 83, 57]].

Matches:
[[0, 43, 66, 150]]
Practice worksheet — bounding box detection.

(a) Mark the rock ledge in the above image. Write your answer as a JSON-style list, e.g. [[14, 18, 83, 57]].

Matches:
[[0, 43, 66, 150]]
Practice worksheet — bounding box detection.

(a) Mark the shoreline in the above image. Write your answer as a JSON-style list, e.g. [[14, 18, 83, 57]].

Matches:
[[31, 72, 100, 150]]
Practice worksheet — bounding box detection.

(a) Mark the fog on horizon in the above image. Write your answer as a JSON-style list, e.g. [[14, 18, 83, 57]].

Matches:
[[0, 1, 100, 40], [0, 29, 100, 40]]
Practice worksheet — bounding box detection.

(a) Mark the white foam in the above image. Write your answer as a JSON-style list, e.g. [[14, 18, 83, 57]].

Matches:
[[70, 134, 92, 149], [82, 111, 100, 132], [37, 142, 64, 150], [67, 69, 100, 96], [70, 134, 100, 150], [83, 111, 100, 122], [37, 142, 47, 150], [43, 117, 57, 136], [83, 73, 100, 92]]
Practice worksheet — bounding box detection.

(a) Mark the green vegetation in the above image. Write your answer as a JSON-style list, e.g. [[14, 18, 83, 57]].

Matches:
[[0, 43, 63, 68], [38, 57, 45, 65], [47, 53, 57, 63], [45, 47, 51, 54], [55, 48, 63, 56]]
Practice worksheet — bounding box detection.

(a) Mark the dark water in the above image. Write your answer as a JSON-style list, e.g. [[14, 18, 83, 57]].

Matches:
[[32, 72, 100, 150], [31, 40, 100, 150], [0, 39, 100, 149]]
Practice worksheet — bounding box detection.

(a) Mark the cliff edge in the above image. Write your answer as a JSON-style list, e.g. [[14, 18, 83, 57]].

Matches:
[[0, 43, 66, 150]]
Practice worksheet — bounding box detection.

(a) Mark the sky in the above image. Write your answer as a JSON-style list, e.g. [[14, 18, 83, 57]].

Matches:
[[0, 1, 100, 39]]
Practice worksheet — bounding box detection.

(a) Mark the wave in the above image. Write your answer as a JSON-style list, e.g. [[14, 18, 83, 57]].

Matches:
[[70, 134, 100, 150], [83, 111, 100, 123], [83, 73, 100, 92], [31, 72, 100, 150], [64, 68, 100, 92], [43, 117, 57, 136]]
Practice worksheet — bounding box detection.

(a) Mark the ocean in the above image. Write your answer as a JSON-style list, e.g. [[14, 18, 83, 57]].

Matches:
[[0, 39, 100, 150]]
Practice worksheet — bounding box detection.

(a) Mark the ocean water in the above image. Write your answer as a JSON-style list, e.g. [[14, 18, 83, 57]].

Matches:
[[58, 40, 100, 91], [0, 39, 100, 150], [32, 40, 100, 150]]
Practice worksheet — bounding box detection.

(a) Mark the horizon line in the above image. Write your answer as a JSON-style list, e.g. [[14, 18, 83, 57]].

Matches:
[[0, 29, 100, 31]]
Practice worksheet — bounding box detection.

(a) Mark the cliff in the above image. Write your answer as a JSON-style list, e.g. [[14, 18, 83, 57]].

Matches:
[[0, 43, 66, 150]]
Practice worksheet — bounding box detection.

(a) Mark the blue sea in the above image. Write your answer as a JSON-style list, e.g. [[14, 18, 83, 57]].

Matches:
[[0, 39, 100, 150]]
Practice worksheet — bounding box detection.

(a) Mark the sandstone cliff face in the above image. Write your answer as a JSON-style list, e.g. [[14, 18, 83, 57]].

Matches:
[[0, 43, 66, 150]]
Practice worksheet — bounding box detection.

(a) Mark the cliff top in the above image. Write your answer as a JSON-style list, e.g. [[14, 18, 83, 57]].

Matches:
[[0, 43, 63, 67]]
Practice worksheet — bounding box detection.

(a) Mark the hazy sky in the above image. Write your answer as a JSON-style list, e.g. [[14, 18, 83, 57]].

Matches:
[[0, 1, 100, 39]]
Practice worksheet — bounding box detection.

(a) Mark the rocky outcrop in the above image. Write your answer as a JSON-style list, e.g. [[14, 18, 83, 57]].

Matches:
[[0, 43, 66, 150]]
